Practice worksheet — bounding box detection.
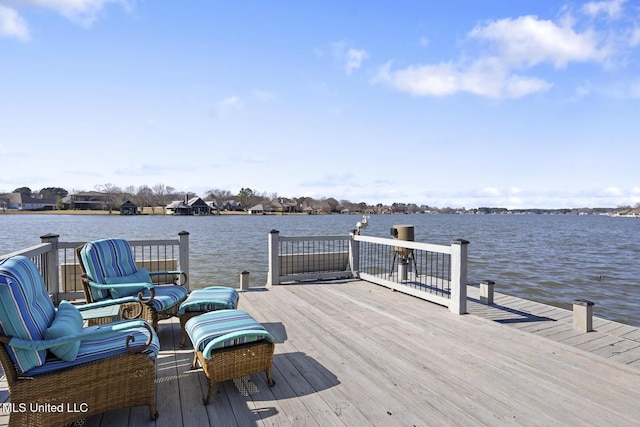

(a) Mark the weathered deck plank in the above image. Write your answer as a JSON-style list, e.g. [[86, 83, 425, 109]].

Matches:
[[2, 279, 640, 426]]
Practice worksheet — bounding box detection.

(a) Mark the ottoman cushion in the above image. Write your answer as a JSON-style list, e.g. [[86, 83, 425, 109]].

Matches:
[[178, 286, 239, 314], [185, 309, 274, 357]]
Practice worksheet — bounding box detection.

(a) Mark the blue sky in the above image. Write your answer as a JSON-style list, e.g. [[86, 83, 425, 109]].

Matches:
[[1, 0, 639, 209]]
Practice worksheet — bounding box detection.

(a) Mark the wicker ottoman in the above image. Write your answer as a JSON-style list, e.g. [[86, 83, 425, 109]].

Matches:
[[185, 309, 275, 404], [178, 286, 239, 347]]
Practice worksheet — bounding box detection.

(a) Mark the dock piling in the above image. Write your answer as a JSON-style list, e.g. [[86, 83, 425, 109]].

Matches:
[[572, 299, 595, 332], [480, 280, 495, 305], [240, 271, 250, 290]]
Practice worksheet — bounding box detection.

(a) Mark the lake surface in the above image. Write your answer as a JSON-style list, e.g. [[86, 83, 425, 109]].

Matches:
[[1, 213, 639, 327]]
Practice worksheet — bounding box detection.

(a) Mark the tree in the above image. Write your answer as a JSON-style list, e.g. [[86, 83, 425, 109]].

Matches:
[[205, 189, 234, 201], [39, 187, 68, 199], [95, 183, 123, 213], [13, 187, 32, 196], [237, 188, 255, 209], [152, 183, 175, 206], [136, 185, 154, 209]]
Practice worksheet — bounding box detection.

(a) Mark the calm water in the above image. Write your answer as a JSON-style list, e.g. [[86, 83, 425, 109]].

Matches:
[[1, 213, 639, 327]]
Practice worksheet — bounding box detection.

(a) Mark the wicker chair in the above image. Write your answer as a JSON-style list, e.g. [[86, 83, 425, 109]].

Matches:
[[76, 238, 188, 330], [0, 255, 159, 427]]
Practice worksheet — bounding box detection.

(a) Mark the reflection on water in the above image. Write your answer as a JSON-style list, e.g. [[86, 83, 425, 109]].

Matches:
[[1, 213, 639, 326]]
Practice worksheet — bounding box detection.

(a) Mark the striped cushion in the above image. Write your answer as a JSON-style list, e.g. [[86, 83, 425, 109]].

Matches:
[[80, 238, 139, 300], [141, 285, 188, 312], [185, 310, 274, 356], [178, 286, 239, 314], [0, 256, 56, 373], [25, 321, 160, 376]]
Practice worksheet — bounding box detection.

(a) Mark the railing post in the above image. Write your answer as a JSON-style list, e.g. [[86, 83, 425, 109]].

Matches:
[[449, 239, 469, 314], [349, 233, 360, 278], [40, 234, 60, 303], [267, 230, 280, 286], [178, 231, 190, 291]]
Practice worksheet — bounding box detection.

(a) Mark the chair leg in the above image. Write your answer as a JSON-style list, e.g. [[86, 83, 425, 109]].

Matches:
[[266, 369, 275, 387], [204, 381, 215, 405], [180, 331, 187, 348], [149, 403, 159, 420], [191, 352, 198, 370]]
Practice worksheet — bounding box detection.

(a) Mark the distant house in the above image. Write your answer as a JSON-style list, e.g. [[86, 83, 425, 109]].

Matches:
[[248, 204, 269, 215], [222, 200, 242, 211], [0, 193, 56, 211], [206, 201, 220, 215], [119, 200, 139, 215], [64, 191, 111, 210], [165, 201, 193, 215], [271, 199, 299, 213], [302, 206, 317, 215], [187, 197, 212, 215]]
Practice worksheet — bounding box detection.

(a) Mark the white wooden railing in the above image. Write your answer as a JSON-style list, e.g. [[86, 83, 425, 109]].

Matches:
[[267, 230, 469, 314], [0, 232, 190, 304]]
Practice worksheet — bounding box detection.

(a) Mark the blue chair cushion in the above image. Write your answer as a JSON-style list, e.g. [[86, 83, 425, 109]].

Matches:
[[25, 321, 160, 376], [185, 309, 274, 355], [178, 286, 239, 314], [105, 267, 152, 299], [80, 238, 139, 300], [44, 301, 83, 361], [0, 256, 56, 373], [141, 285, 188, 312]]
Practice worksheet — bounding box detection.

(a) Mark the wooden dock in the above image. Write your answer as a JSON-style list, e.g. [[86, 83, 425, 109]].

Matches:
[[2, 279, 640, 426]]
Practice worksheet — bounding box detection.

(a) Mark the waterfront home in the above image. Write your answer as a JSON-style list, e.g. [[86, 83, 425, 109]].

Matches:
[[248, 204, 269, 214], [187, 197, 212, 215], [0, 192, 56, 211], [118, 200, 139, 215], [62, 191, 110, 210], [165, 200, 193, 215]]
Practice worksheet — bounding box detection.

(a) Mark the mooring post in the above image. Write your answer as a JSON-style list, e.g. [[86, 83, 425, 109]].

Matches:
[[480, 280, 495, 305], [572, 299, 595, 333], [240, 271, 250, 290]]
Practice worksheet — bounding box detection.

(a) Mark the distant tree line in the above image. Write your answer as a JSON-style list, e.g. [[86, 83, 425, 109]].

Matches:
[[7, 184, 640, 214]]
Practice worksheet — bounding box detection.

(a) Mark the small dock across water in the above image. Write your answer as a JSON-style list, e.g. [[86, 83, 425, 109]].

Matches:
[[2, 279, 640, 426]]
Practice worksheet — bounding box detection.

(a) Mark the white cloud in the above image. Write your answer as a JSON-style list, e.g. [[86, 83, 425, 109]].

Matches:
[[601, 186, 623, 196], [212, 96, 243, 117], [582, 0, 626, 18], [345, 48, 368, 75], [481, 187, 502, 196], [0, 5, 29, 41], [375, 13, 616, 99], [630, 27, 640, 47], [469, 15, 610, 68], [0, 0, 131, 36], [375, 59, 552, 99], [253, 90, 276, 102], [331, 41, 368, 75]]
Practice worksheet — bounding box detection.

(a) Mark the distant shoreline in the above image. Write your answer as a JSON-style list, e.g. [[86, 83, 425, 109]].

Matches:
[[0, 209, 315, 216]]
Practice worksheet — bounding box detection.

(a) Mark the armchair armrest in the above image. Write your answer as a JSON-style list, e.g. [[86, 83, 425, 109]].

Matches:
[[3, 321, 155, 354], [76, 297, 141, 311], [87, 280, 153, 291], [148, 270, 188, 286]]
